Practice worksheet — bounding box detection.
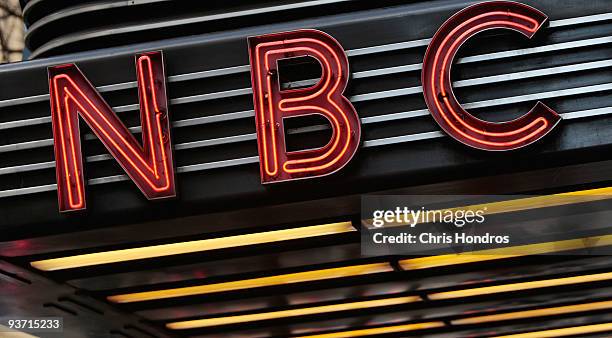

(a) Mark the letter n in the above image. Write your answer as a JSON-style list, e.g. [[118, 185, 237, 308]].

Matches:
[[48, 51, 176, 212]]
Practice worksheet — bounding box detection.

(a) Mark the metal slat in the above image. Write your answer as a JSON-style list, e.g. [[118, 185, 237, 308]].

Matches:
[[547, 12, 612, 28], [1, 104, 611, 198], [0, 77, 611, 173], [2, 57, 612, 153], [0, 13, 611, 197], [0, 12, 610, 115], [1, 37, 609, 142], [3, 34, 610, 115], [1, 89, 611, 176], [0, 64, 254, 110], [362, 107, 612, 147], [29, 0, 357, 58]]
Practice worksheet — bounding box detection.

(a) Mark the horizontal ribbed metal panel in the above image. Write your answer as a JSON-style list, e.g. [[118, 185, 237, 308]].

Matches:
[[22, 0, 425, 59], [1, 0, 612, 232]]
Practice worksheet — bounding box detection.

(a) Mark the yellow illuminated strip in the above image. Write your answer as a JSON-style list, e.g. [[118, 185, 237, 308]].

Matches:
[[476, 185, 612, 215], [293, 322, 445, 338], [399, 234, 612, 270], [453, 300, 612, 325], [372, 186, 612, 229], [167, 296, 421, 329], [429, 271, 612, 300], [30, 222, 355, 271], [491, 323, 612, 338], [107, 263, 393, 303]]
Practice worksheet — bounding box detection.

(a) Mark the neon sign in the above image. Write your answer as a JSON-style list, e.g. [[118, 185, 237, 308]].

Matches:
[[422, 1, 560, 150], [46, 1, 561, 211], [48, 51, 176, 212], [248, 29, 361, 183]]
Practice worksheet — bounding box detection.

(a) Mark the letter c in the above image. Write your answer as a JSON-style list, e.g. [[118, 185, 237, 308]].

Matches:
[[422, 1, 561, 151]]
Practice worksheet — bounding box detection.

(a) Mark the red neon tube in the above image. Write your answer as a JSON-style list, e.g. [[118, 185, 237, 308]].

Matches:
[[248, 29, 361, 183], [422, 1, 561, 151], [48, 51, 176, 212]]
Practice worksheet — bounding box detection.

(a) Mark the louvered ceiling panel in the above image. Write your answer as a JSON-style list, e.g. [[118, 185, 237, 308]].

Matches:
[[4, 214, 612, 337]]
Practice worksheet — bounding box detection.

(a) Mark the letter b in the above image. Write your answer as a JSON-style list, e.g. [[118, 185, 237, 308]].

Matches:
[[248, 29, 361, 183]]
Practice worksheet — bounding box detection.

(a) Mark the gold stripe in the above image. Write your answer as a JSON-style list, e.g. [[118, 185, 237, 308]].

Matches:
[[430, 271, 612, 300], [453, 300, 612, 325], [491, 323, 612, 338], [367, 186, 612, 229], [31, 222, 355, 271], [293, 322, 445, 338], [167, 296, 421, 329], [107, 263, 393, 303], [399, 234, 612, 270]]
